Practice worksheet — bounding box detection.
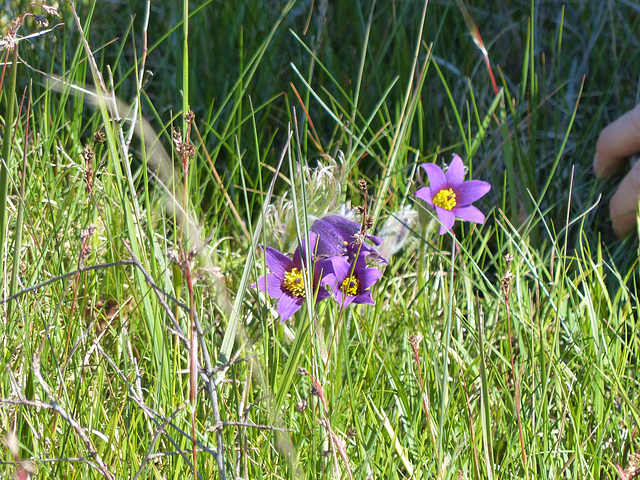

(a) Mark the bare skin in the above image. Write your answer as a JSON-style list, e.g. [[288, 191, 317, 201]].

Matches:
[[594, 104, 640, 238]]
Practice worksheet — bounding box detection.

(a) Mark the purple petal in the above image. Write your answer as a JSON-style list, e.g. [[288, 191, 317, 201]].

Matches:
[[358, 267, 382, 290], [435, 206, 456, 234], [454, 180, 491, 206], [315, 287, 332, 303], [321, 256, 348, 295], [312, 215, 384, 261], [322, 273, 340, 295], [348, 255, 369, 280], [352, 253, 368, 270], [292, 232, 319, 266], [314, 258, 338, 300], [445, 154, 465, 186], [363, 250, 389, 265], [452, 204, 486, 225], [329, 256, 351, 283], [256, 274, 285, 298], [314, 258, 335, 282], [277, 294, 303, 323], [352, 290, 375, 305], [415, 186, 434, 206], [421, 163, 447, 193], [263, 246, 293, 277], [335, 291, 356, 310], [346, 241, 386, 264], [311, 216, 357, 257], [367, 234, 383, 246], [320, 215, 360, 233]]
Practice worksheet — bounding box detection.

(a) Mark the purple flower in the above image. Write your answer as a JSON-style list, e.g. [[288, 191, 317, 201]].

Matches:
[[325, 254, 383, 309], [253, 233, 333, 322], [415, 154, 491, 234], [311, 215, 387, 264]]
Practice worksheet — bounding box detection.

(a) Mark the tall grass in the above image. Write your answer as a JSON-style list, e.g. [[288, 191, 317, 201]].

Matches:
[[1, 0, 640, 479]]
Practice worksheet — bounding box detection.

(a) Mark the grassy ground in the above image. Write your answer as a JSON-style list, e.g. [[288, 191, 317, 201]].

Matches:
[[1, 0, 640, 478]]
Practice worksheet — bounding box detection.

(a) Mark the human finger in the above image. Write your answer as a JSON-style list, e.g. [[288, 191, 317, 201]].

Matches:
[[594, 104, 640, 179], [609, 159, 640, 238]]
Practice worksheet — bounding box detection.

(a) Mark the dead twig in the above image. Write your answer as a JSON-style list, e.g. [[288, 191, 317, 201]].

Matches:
[[31, 350, 115, 479]]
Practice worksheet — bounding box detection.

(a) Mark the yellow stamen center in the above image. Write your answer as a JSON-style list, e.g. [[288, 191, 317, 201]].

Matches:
[[283, 268, 306, 297], [340, 275, 360, 296], [433, 188, 456, 210]]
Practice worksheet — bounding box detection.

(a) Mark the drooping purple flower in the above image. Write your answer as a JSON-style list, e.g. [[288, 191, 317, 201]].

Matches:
[[324, 253, 383, 310], [415, 154, 491, 234], [253, 233, 333, 322], [310, 214, 387, 264]]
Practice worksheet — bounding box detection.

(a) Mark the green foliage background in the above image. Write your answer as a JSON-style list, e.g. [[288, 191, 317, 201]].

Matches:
[[1, 0, 640, 478]]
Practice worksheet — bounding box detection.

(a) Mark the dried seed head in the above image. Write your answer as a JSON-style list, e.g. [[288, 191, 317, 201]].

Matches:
[[346, 427, 356, 439], [3, 35, 16, 51], [81, 225, 97, 240], [172, 128, 183, 153], [183, 143, 196, 158], [295, 399, 308, 413], [310, 384, 320, 397], [93, 131, 106, 144], [33, 14, 48, 28], [501, 270, 514, 303], [619, 451, 640, 480], [365, 215, 374, 229], [167, 249, 180, 265], [82, 144, 95, 193], [40, 5, 61, 17], [500, 253, 516, 304], [408, 334, 424, 348], [377, 205, 418, 259], [266, 154, 347, 250], [184, 110, 195, 124], [82, 143, 94, 164], [350, 232, 366, 247], [358, 178, 368, 193], [355, 205, 366, 216], [505, 253, 514, 265], [80, 225, 97, 258]]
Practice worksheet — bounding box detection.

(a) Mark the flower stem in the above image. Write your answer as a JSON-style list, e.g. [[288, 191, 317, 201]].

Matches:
[[437, 234, 456, 469], [418, 223, 428, 294]]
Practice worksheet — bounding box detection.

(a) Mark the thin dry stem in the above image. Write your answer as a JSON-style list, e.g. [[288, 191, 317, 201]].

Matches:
[[500, 254, 527, 468], [31, 352, 115, 479], [408, 334, 440, 465]]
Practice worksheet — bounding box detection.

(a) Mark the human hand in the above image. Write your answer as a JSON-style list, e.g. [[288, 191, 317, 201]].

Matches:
[[594, 103, 640, 238]]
